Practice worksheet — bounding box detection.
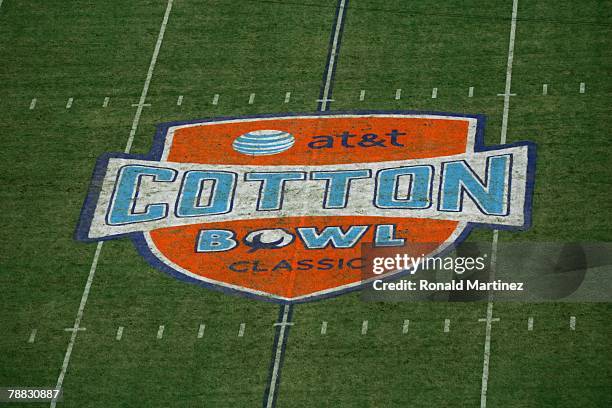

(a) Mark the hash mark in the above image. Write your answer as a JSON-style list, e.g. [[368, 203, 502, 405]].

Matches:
[[248, 93, 255, 105], [238, 323, 246, 337], [177, 95, 183, 106], [212, 94, 219, 105], [468, 86, 474, 97], [580, 82, 586, 94], [28, 329, 37, 343], [432, 87, 438, 99], [29, 98, 37, 110], [570, 316, 576, 330], [157, 325, 165, 339], [66, 97, 73, 109], [103, 96, 110, 108], [361, 320, 368, 335], [402, 319, 410, 334], [359, 89, 365, 101], [197, 323, 205, 339], [542, 84, 548, 95], [444, 318, 450, 333], [284, 92, 291, 103], [527, 317, 533, 331], [395, 88, 402, 100], [320, 321, 327, 335], [116, 326, 124, 341]]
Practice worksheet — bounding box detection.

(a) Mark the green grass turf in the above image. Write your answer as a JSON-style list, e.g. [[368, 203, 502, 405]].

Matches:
[[0, 0, 610, 407]]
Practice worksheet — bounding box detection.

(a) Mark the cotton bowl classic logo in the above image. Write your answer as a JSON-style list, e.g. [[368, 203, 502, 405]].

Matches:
[[76, 112, 536, 302]]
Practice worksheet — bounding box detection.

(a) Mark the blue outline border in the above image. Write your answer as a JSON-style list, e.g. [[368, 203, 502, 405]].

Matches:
[[74, 110, 537, 304]]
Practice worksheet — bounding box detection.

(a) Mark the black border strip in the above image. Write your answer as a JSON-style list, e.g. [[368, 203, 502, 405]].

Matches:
[[317, 0, 350, 112]]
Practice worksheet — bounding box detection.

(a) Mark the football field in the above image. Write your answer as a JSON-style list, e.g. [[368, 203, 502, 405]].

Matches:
[[0, 0, 610, 406]]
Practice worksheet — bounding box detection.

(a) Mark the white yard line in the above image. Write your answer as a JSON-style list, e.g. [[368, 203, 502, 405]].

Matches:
[[480, 1, 519, 407], [320, 0, 347, 111], [499, 0, 518, 145], [266, 304, 291, 408], [51, 2, 174, 406], [124, 0, 174, 154], [51, 241, 102, 407]]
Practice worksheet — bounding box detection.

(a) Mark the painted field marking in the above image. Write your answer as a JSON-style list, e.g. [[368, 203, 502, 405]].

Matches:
[[64, 327, 86, 332], [212, 93, 219, 105], [318, 0, 347, 112], [28, 329, 37, 344], [29, 98, 37, 110], [361, 320, 368, 335], [177, 95, 183, 106], [478, 318, 500, 323], [238, 323, 246, 337], [481, 2, 519, 408], [0, 1, 3, 11], [197, 324, 205, 339], [359, 89, 365, 101], [402, 319, 410, 334], [124, 0, 173, 153], [131, 103, 151, 107], [273, 321, 294, 327], [284, 92, 291, 103], [444, 319, 450, 333], [395, 88, 402, 100], [52, 2, 174, 405], [265, 304, 292, 408], [116, 326, 124, 341], [570, 316, 576, 330], [265, 2, 346, 406], [580, 82, 586, 93], [157, 325, 165, 339], [249, 93, 255, 105], [51, 241, 102, 408], [542, 84, 548, 95], [66, 97, 73, 109], [432, 87, 438, 99], [469, 86, 474, 97], [321, 321, 328, 335], [103, 97, 110, 108], [527, 317, 533, 331]]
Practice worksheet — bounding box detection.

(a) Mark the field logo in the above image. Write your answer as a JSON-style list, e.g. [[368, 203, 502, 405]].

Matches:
[[76, 112, 536, 302]]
